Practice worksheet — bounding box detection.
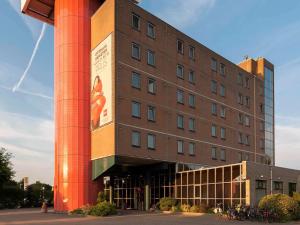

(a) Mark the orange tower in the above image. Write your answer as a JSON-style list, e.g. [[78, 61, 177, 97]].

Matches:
[[21, 0, 101, 211]]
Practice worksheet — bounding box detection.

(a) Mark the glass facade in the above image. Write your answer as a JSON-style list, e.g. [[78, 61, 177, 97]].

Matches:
[[264, 67, 274, 165]]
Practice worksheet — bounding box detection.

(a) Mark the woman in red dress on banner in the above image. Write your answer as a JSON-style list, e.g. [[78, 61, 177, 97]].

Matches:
[[91, 76, 106, 130]]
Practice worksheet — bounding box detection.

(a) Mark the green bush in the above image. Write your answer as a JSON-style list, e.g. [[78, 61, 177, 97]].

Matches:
[[88, 201, 117, 217], [158, 197, 177, 211], [70, 205, 91, 216], [190, 205, 201, 213], [97, 192, 108, 203], [180, 204, 191, 212], [171, 205, 181, 212], [259, 194, 299, 221], [293, 192, 300, 205]]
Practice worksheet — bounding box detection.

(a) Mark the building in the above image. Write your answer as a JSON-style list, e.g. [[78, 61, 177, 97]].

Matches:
[[21, 0, 300, 212]]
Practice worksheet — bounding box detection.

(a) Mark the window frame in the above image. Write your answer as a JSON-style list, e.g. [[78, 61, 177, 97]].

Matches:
[[189, 45, 195, 60], [132, 131, 141, 148], [211, 147, 217, 160], [147, 133, 156, 150], [188, 70, 195, 84], [189, 142, 195, 155], [147, 105, 156, 122], [211, 80, 217, 94], [132, 13, 140, 31], [177, 89, 184, 104], [177, 140, 184, 154], [177, 39, 184, 54], [176, 64, 184, 79], [211, 124, 217, 137], [188, 94, 196, 108], [211, 58, 217, 71], [147, 49, 155, 66], [132, 101, 141, 118], [189, 118, 195, 132], [148, 78, 156, 94], [131, 71, 141, 89], [147, 21, 155, 39], [131, 42, 141, 60], [177, 114, 184, 129]]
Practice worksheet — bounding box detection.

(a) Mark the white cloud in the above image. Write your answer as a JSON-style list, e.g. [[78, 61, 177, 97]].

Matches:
[[275, 124, 300, 170], [157, 0, 215, 29], [0, 111, 54, 184], [6, 0, 43, 40]]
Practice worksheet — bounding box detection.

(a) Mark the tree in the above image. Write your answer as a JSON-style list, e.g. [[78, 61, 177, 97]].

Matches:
[[0, 147, 15, 184]]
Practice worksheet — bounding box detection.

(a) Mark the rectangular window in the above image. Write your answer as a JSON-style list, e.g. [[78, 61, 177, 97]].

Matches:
[[189, 142, 195, 155], [220, 84, 226, 97], [220, 149, 226, 161], [189, 46, 195, 59], [148, 105, 156, 122], [221, 127, 226, 140], [177, 140, 184, 154], [211, 103, 217, 116], [176, 64, 184, 79], [131, 72, 141, 89], [177, 39, 184, 54], [177, 115, 184, 129], [238, 113, 244, 124], [188, 94, 195, 107], [148, 78, 156, 94], [238, 152, 242, 162], [238, 73, 243, 85], [220, 63, 226, 76], [132, 13, 140, 30], [132, 131, 141, 147], [244, 116, 250, 127], [211, 147, 217, 160], [256, 180, 267, 189], [260, 103, 264, 113], [132, 101, 141, 118], [274, 181, 283, 191], [188, 70, 195, 84], [132, 42, 140, 60], [245, 77, 250, 88], [211, 124, 217, 137], [238, 132, 243, 144], [220, 106, 226, 118], [211, 80, 217, 94], [244, 135, 250, 145], [147, 50, 155, 66], [177, 89, 184, 104], [147, 134, 156, 150], [211, 58, 217, 71], [237, 93, 243, 104], [147, 22, 155, 38], [189, 118, 195, 132], [245, 96, 250, 107]]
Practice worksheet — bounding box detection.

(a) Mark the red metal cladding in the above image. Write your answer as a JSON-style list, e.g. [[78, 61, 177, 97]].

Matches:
[[54, 0, 101, 212]]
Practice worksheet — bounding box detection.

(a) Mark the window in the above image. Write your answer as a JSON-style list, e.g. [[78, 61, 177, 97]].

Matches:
[[189, 46, 195, 60], [177, 115, 184, 129], [176, 64, 184, 79], [189, 118, 195, 132], [132, 42, 140, 60], [256, 180, 267, 189], [245, 96, 250, 107], [189, 143, 195, 155], [132, 101, 141, 118], [177, 89, 184, 104], [221, 127, 226, 140], [211, 124, 217, 137], [148, 105, 156, 122], [238, 113, 244, 124], [238, 152, 243, 162], [211, 147, 217, 160], [132, 131, 141, 147], [238, 73, 243, 85], [220, 106, 226, 118], [177, 39, 184, 54], [260, 103, 264, 113], [244, 135, 250, 145], [132, 13, 140, 30], [147, 22, 155, 38], [131, 72, 141, 89], [220, 84, 226, 97], [211, 80, 217, 94], [147, 50, 155, 66], [274, 181, 283, 192], [237, 93, 243, 104], [245, 77, 250, 88], [211, 58, 217, 71], [244, 116, 250, 127], [211, 103, 217, 116], [148, 78, 156, 94], [220, 149, 226, 161], [220, 63, 226, 76], [147, 134, 156, 150], [177, 140, 184, 154], [188, 70, 195, 84], [238, 132, 243, 144], [189, 94, 195, 107]]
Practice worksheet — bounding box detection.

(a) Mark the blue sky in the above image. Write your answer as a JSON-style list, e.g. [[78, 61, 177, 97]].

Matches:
[[0, 0, 300, 185]]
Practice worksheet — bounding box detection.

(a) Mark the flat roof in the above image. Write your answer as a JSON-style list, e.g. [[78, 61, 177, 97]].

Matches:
[[21, 0, 54, 25]]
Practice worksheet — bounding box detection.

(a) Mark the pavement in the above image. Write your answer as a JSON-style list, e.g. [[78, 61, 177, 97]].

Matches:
[[0, 208, 299, 225]]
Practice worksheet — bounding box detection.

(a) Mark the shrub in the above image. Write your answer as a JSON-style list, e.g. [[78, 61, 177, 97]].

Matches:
[[97, 192, 108, 203], [88, 201, 117, 217], [293, 192, 300, 206], [171, 205, 181, 212], [158, 197, 177, 211], [180, 204, 191, 212], [259, 194, 299, 221], [70, 204, 92, 216], [190, 205, 201, 213]]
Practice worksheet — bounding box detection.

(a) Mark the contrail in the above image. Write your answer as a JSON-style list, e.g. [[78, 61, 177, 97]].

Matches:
[[12, 23, 47, 92]]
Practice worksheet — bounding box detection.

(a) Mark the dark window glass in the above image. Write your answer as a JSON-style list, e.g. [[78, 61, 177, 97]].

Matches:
[[131, 72, 141, 89], [211, 147, 217, 160], [177, 39, 184, 54], [148, 105, 156, 122], [132, 13, 140, 30]]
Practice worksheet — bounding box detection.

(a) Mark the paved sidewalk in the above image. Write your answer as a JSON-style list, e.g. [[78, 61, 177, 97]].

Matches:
[[0, 208, 299, 225]]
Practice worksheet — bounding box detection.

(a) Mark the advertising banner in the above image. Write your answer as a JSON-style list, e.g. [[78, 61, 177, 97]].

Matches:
[[91, 33, 113, 130]]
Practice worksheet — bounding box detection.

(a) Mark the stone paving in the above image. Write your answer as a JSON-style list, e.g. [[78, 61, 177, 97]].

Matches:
[[0, 208, 299, 225]]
